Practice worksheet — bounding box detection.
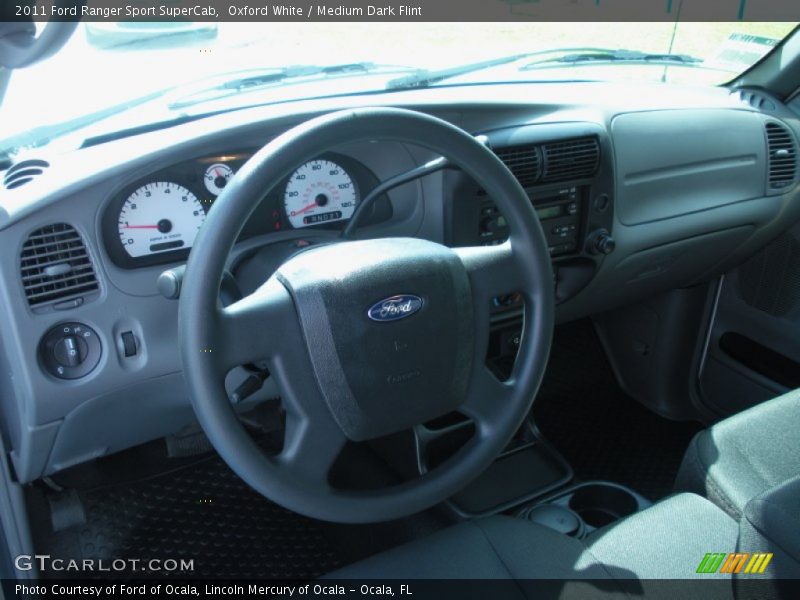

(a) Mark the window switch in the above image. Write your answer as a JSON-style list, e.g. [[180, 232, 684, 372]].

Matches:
[[121, 331, 137, 357]]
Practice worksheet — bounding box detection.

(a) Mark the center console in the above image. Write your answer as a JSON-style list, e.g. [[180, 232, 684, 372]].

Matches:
[[419, 124, 620, 517]]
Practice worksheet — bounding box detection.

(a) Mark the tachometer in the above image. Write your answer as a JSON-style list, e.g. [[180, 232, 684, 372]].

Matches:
[[283, 159, 357, 229], [117, 182, 205, 258]]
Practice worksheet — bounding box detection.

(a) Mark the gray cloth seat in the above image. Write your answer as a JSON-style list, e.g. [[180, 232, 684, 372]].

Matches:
[[732, 475, 800, 599], [736, 475, 800, 578], [328, 392, 800, 591], [676, 388, 800, 519], [329, 493, 739, 591]]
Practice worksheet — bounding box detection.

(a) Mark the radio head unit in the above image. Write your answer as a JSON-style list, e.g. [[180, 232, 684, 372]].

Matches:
[[468, 185, 585, 257]]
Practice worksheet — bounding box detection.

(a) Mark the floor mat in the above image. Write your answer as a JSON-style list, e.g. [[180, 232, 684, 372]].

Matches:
[[29, 443, 444, 580], [532, 319, 703, 501]]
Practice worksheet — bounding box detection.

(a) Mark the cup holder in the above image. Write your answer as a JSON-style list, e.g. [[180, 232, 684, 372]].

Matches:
[[568, 484, 639, 528], [516, 481, 650, 537]]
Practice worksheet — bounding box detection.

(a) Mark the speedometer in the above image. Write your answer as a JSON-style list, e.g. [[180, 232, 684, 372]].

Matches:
[[283, 159, 357, 229], [117, 182, 205, 258]]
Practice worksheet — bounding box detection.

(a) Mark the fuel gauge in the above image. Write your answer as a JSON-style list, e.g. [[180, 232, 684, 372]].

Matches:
[[204, 163, 234, 195]]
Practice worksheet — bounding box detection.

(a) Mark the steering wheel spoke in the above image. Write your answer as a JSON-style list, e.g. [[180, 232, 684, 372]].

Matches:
[[454, 242, 526, 300], [278, 413, 347, 485], [215, 277, 294, 372], [461, 365, 514, 431]]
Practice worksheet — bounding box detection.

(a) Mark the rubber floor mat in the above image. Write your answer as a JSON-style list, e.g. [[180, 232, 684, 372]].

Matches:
[[44, 453, 342, 579], [30, 438, 449, 580], [532, 319, 703, 501]]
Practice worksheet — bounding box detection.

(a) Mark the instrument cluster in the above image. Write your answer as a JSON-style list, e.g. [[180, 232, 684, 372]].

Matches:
[[102, 150, 389, 268]]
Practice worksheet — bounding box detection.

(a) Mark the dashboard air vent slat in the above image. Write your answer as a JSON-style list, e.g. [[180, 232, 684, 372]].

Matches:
[[493, 145, 541, 188], [766, 122, 797, 190], [20, 224, 99, 307], [542, 137, 600, 182], [3, 159, 49, 190]]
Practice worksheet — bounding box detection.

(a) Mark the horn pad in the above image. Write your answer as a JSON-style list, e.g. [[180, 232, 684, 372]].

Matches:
[[276, 238, 474, 441]]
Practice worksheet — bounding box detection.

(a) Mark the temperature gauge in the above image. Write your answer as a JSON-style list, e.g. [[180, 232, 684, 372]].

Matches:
[[204, 163, 234, 196]]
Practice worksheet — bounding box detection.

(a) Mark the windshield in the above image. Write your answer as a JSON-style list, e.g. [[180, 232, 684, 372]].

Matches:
[[1, 22, 796, 157]]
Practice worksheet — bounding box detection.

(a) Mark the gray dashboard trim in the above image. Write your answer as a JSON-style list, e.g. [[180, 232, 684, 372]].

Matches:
[[0, 80, 798, 482]]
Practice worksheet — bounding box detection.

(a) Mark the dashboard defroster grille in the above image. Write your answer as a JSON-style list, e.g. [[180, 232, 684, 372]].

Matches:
[[3, 159, 49, 190]]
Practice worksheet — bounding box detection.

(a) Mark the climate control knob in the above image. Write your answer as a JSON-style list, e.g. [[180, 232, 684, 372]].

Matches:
[[587, 229, 616, 256]]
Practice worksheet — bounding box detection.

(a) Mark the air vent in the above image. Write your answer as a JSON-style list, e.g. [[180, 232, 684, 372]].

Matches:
[[542, 137, 600, 182], [494, 145, 541, 188], [734, 89, 776, 111], [3, 159, 49, 190], [765, 121, 797, 191], [20, 224, 99, 307]]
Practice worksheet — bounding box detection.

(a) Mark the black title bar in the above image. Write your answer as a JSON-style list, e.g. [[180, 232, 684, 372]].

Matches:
[[2, 0, 800, 22]]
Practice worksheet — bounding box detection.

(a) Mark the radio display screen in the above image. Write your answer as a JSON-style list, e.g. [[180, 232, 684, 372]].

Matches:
[[536, 205, 563, 220]]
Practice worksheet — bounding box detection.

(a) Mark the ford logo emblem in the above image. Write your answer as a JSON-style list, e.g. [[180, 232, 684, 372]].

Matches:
[[367, 295, 423, 322]]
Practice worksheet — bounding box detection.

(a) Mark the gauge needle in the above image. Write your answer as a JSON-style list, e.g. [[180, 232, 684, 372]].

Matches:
[[292, 201, 318, 215], [123, 225, 159, 229]]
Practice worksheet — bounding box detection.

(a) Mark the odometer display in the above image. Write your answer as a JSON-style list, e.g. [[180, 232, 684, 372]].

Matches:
[[283, 159, 357, 229], [117, 181, 206, 258], [304, 211, 342, 225]]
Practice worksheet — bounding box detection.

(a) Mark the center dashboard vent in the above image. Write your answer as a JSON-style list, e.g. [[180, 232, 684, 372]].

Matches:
[[492, 136, 600, 188], [766, 121, 798, 191], [20, 223, 99, 307], [3, 159, 50, 190], [493, 145, 542, 188], [542, 137, 600, 182]]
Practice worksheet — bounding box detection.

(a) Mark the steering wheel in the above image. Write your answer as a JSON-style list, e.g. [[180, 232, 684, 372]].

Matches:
[[179, 107, 554, 523]]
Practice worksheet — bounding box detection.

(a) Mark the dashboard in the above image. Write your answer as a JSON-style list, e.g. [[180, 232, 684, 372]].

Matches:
[[1, 80, 799, 484]]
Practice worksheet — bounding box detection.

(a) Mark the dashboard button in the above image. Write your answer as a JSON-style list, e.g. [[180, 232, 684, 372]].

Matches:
[[593, 194, 610, 212], [121, 331, 137, 357]]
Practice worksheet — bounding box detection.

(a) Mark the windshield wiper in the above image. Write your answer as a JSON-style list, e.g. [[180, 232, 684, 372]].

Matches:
[[386, 47, 704, 90], [386, 53, 544, 89], [520, 49, 703, 70], [167, 62, 415, 110]]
